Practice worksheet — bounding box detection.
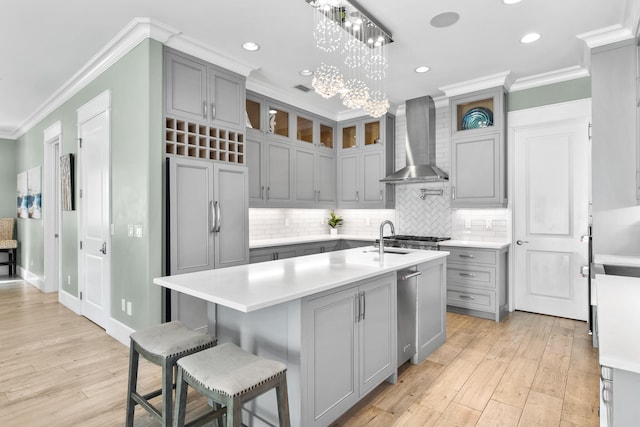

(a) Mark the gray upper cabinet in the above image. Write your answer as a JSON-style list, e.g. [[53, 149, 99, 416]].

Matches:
[[165, 47, 245, 133], [246, 91, 337, 208], [208, 67, 245, 133], [591, 39, 638, 210], [337, 115, 395, 208], [165, 50, 208, 122], [450, 87, 506, 208]]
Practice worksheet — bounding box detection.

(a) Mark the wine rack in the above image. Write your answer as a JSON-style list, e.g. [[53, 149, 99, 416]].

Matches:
[[164, 116, 245, 164]]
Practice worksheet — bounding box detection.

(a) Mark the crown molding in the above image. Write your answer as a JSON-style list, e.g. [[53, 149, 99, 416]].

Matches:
[[439, 71, 515, 97], [576, 24, 634, 49], [10, 17, 260, 140], [12, 18, 178, 139], [509, 66, 590, 92]]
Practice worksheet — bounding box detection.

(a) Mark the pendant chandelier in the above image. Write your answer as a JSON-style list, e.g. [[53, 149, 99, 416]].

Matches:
[[307, 0, 392, 118]]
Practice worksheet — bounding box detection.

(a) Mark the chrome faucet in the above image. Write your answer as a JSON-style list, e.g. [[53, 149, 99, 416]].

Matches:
[[379, 220, 395, 257]]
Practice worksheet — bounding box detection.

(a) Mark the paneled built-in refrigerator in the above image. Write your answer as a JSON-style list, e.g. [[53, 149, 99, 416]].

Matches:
[[166, 156, 249, 332]]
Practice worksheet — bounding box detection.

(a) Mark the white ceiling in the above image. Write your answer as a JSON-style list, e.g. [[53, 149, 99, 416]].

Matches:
[[1, 0, 636, 138]]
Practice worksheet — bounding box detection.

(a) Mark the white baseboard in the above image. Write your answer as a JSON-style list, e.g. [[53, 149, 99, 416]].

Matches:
[[58, 288, 81, 314], [108, 317, 134, 347], [18, 266, 45, 292]]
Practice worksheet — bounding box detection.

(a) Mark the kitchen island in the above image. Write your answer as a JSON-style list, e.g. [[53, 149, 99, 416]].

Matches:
[[154, 247, 448, 427]]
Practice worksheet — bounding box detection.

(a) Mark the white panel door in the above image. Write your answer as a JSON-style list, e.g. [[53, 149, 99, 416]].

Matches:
[[514, 114, 589, 320], [78, 92, 111, 329]]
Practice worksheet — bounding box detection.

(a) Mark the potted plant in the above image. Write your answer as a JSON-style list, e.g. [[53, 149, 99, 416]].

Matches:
[[327, 211, 343, 236]]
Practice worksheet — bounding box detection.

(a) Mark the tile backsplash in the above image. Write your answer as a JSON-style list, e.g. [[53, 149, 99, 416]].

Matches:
[[249, 101, 509, 243]]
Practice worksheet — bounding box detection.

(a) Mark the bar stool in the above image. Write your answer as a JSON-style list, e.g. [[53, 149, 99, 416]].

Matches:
[[173, 342, 290, 427], [125, 321, 215, 427]]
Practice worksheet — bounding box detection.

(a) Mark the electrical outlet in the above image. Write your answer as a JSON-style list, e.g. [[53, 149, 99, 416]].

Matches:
[[121, 298, 126, 312], [67, 275, 71, 285], [486, 219, 493, 230], [464, 219, 472, 229], [127, 225, 134, 237], [127, 301, 132, 316], [284, 217, 290, 227], [134, 225, 142, 238]]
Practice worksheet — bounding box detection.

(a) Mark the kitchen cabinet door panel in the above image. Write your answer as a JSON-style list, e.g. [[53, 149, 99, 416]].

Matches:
[[214, 163, 249, 269], [339, 154, 359, 204], [359, 276, 396, 396], [247, 136, 264, 204], [317, 152, 336, 204], [362, 151, 384, 204], [266, 143, 292, 202], [304, 288, 359, 425], [295, 148, 316, 203], [165, 52, 207, 122], [208, 67, 245, 132], [451, 133, 502, 206]]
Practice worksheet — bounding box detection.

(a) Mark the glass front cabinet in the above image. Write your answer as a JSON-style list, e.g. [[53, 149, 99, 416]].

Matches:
[[449, 87, 506, 208]]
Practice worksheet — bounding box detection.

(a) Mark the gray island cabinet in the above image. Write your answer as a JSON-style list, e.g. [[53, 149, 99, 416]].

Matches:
[[153, 247, 448, 427]]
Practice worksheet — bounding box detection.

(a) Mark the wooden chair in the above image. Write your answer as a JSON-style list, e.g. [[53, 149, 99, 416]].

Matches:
[[173, 342, 290, 427], [0, 218, 17, 277]]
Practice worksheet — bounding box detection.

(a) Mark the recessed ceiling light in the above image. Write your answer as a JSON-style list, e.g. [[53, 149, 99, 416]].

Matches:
[[242, 42, 260, 51], [503, 0, 522, 4], [299, 69, 314, 76], [430, 12, 460, 28], [415, 66, 431, 73], [520, 32, 541, 44]]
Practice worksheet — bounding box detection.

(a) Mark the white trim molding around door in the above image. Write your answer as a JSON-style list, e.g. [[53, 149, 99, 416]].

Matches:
[[43, 121, 62, 294]]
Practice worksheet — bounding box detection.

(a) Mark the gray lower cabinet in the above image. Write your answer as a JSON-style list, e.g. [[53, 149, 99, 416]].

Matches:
[[445, 246, 508, 322], [600, 366, 640, 426], [302, 273, 396, 426], [167, 156, 249, 331], [249, 241, 339, 263]]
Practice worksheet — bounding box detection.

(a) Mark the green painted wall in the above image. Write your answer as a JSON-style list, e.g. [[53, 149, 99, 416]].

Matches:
[[15, 39, 163, 330], [0, 139, 17, 218], [508, 77, 592, 111]]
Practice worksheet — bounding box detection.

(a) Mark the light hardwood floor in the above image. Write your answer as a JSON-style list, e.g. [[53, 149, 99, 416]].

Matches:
[[0, 280, 600, 426]]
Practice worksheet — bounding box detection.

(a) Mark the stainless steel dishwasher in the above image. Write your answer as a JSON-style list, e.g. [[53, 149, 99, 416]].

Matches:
[[397, 268, 422, 367]]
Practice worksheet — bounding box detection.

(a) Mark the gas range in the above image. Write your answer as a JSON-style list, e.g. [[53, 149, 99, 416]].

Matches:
[[374, 235, 451, 251]]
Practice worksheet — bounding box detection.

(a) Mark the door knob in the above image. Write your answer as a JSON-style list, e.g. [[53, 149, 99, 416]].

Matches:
[[99, 242, 107, 254], [516, 240, 529, 245]]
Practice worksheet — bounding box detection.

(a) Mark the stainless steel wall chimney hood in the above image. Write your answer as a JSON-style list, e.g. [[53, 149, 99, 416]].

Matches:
[[380, 95, 448, 183]]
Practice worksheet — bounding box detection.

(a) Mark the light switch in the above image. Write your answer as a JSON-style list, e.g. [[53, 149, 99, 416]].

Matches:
[[135, 225, 142, 238], [127, 225, 134, 237], [486, 219, 493, 230]]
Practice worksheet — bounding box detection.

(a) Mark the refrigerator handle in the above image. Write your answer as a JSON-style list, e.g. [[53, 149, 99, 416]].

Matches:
[[214, 201, 221, 232]]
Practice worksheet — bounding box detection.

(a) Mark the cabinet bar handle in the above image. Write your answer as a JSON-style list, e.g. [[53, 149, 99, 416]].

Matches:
[[355, 296, 360, 323], [459, 272, 476, 277], [361, 291, 366, 321], [266, 186, 270, 200], [211, 103, 216, 120], [216, 201, 221, 232], [401, 271, 422, 280], [452, 186, 456, 200], [459, 294, 475, 300], [458, 254, 475, 258], [261, 186, 265, 200], [356, 191, 359, 202], [203, 101, 208, 119], [379, 189, 383, 201], [209, 201, 214, 233]]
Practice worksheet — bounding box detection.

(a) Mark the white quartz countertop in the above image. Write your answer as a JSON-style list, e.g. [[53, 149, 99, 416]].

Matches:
[[594, 253, 640, 267], [439, 240, 511, 250], [154, 247, 448, 313], [595, 273, 640, 373], [250, 234, 376, 249]]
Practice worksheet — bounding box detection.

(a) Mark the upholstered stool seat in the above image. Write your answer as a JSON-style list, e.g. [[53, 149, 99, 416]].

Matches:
[[125, 321, 215, 427], [174, 342, 290, 427]]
